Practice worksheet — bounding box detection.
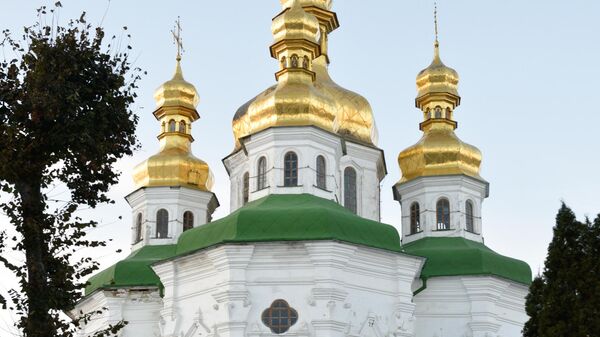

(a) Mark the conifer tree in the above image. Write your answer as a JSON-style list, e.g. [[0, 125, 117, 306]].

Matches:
[[523, 203, 600, 337], [0, 4, 142, 337]]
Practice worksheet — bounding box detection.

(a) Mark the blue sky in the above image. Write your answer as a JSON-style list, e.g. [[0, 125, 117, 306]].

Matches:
[[1, 0, 599, 331]]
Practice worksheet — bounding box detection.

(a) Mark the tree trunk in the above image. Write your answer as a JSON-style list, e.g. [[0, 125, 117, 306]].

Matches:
[[17, 181, 54, 337]]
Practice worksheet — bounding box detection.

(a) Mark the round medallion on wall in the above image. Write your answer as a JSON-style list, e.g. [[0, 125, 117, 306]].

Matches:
[[261, 299, 298, 334]]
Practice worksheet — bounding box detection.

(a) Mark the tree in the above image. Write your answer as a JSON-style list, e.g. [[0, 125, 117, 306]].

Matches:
[[0, 4, 142, 337], [523, 203, 600, 337]]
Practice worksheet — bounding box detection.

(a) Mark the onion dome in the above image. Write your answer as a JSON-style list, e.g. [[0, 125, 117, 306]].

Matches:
[[133, 59, 213, 191], [231, 0, 337, 149], [280, 0, 332, 10], [232, 1, 377, 148], [398, 41, 483, 183]]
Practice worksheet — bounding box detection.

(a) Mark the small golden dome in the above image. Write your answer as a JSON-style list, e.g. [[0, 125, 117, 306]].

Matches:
[[415, 42, 460, 110], [398, 121, 482, 183], [272, 0, 320, 43], [279, 0, 331, 10], [133, 59, 213, 192], [153, 60, 199, 110]]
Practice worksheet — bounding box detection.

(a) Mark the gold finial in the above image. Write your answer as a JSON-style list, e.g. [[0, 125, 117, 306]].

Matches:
[[434, 2, 439, 45], [171, 17, 184, 61]]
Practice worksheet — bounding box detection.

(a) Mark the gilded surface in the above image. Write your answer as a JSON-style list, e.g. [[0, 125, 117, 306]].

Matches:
[[133, 60, 213, 191], [232, 1, 377, 149], [398, 42, 483, 183]]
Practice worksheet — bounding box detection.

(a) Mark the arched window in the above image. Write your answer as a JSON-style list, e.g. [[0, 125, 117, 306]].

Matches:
[[183, 211, 194, 231], [280, 56, 287, 68], [466, 200, 474, 232], [434, 106, 442, 119], [168, 119, 176, 132], [257, 157, 267, 190], [316, 155, 326, 189], [290, 54, 299, 68], [410, 202, 420, 234], [344, 167, 357, 214], [179, 120, 186, 133], [284, 152, 298, 187], [243, 172, 250, 205], [156, 209, 169, 238], [436, 198, 450, 230], [135, 213, 143, 242], [302, 56, 309, 69]]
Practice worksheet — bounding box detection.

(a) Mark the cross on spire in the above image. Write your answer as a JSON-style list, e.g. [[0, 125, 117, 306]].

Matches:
[[171, 17, 184, 61]]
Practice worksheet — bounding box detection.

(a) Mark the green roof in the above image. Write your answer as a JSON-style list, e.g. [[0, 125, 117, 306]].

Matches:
[[402, 237, 532, 286], [85, 244, 176, 295], [86, 194, 402, 295], [175, 193, 403, 256]]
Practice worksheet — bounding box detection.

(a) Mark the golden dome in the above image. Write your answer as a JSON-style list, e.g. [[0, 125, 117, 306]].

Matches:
[[398, 42, 483, 183], [313, 55, 378, 145], [154, 60, 199, 110], [272, 0, 320, 43], [280, 0, 331, 10], [398, 121, 482, 183], [133, 59, 213, 191], [232, 2, 376, 148]]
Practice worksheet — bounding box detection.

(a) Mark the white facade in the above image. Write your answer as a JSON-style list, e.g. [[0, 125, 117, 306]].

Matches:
[[393, 175, 489, 245], [74, 241, 423, 337], [126, 186, 218, 249], [224, 126, 386, 221]]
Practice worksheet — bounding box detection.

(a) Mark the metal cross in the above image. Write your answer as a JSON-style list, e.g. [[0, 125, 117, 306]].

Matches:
[[434, 2, 439, 43], [171, 17, 184, 61]]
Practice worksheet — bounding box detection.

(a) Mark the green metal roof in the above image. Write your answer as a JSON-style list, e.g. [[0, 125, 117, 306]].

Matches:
[[84, 244, 176, 295], [85, 194, 402, 296], [402, 237, 532, 286]]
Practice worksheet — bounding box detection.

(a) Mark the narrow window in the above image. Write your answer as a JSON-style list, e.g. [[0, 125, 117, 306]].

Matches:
[[243, 172, 250, 205], [436, 198, 450, 230], [410, 202, 420, 234], [284, 152, 298, 187], [179, 120, 186, 133], [302, 56, 309, 69], [135, 213, 143, 242], [466, 200, 474, 232], [168, 119, 176, 132], [316, 155, 326, 189], [280, 56, 287, 68], [257, 157, 267, 190], [183, 211, 194, 231], [434, 106, 442, 119], [344, 167, 357, 214], [156, 209, 169, 238], [290, 54, 299, 68]]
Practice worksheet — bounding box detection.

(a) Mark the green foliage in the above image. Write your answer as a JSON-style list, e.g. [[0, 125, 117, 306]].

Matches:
[[0, 3, 142, 337], [523, 203, 600, 337]]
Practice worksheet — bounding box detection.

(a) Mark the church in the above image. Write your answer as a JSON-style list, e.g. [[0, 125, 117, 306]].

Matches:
[[71, 1, 532, 336]]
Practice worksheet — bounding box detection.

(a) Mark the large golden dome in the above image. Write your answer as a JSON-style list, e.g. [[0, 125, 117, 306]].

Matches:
[[232, 1, 377, 148], [398, 42, 483, 183], [133, 59, 213, 191]]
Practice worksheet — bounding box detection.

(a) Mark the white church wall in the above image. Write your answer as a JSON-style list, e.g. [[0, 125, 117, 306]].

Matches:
[[223, 127, 385, 221], [413, 276, 529, 337]]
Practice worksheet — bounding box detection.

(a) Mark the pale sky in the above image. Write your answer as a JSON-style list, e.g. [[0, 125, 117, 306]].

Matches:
[[1, 0, 599, 333]]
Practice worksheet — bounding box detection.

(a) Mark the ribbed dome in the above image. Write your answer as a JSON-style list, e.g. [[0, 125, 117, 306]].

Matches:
[[280, 0, 331, 10], [272, 0, 320, 43], [153, 61, 199, 110], [313, 55, 378, 145], [398, 121, 482, 183]]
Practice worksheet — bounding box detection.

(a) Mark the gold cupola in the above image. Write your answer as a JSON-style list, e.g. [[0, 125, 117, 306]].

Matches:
[[232, 0, 378, 148], [398, 38, 483, 183], [132, 56, 213, 191], [231, 0, 337, 149]]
